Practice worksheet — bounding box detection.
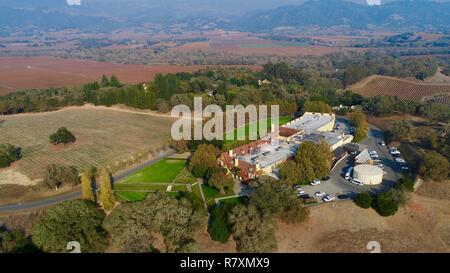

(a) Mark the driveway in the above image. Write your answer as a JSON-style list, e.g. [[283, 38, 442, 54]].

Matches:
[[301, 119, 402, 203]]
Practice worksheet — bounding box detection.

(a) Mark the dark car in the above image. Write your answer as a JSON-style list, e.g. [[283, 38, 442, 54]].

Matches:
[[337, 194, 350, 200], [299, 194, 311, 199]]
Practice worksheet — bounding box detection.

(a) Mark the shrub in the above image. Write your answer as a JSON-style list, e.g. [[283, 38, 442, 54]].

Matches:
[[49, 127, 76, 145], [0, 144, 21, 168], [396, 175, 415, 192], [419, 151, 449, 182], [373, 190, 399, 217], [354, 192, 373, 209]]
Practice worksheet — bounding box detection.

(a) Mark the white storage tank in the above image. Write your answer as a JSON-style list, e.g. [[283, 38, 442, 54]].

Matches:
[[353, 164, 383, 185]]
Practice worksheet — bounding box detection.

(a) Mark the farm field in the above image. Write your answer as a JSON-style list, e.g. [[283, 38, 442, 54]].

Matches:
[[172, 35, 365, 57], [0, 57, 261, 94], [350, 75, 450, 105], [0, 106, 176, 185]]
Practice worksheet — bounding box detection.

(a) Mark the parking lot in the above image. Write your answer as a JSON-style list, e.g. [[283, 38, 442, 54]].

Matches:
[[299, 118, 403, 204]]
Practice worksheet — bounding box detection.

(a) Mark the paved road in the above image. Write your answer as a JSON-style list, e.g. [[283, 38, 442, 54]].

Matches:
[[302, 118, 402, 202], [0, 150, 176, 214]]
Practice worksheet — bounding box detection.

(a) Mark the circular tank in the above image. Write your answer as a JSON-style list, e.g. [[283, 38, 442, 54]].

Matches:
[[353, 164, 383, 185]]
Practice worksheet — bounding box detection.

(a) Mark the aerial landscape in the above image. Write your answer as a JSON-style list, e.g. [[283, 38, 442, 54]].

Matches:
[[0, 0, 449, 262]]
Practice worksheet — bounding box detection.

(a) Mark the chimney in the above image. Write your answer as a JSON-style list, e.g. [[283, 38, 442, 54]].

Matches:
[[234, 159, 239, 167], [228, 150, 234, 157]]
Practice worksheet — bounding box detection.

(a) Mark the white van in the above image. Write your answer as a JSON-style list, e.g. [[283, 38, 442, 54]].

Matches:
[[345, 167, 353, 180], [351, 178, 364, 186]]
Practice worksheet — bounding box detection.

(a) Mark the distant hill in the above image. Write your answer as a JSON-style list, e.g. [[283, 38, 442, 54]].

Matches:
[[0, 0, 449, 32], [350, 75, 450, 104], [235, 0, 450, 32]]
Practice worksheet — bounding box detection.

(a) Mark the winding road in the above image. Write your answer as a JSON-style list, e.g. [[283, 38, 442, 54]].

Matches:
[[0, 150, 176, 214]]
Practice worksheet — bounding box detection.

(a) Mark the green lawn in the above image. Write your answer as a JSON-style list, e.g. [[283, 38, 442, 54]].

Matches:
[[116, 191, 148, 202], [201, 184, 235, 205], [114, 183, 170, 191], [120, 159, 187, 183], [224, 116, 293, 141]]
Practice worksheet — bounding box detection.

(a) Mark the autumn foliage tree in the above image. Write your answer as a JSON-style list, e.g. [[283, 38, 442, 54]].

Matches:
[[349, 109, 369, 142], [81, 173, 95, 202], [100, 169, 115, 212]]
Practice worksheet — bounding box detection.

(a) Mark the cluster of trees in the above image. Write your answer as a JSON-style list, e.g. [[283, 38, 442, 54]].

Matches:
[[31, 200, 108, 253], [354, 176, 414, 216], [364, 95, 450, 123], [230, 177, 309, 252], [5, 190, 204, 253], [349, 109, 369, 142], [188, 144, 234, 194], [104, 192, 204, 253], [330, 51, 439, 87], [279, 141, 333, 184], [49, 127, 76, 145], [0, 143, 21, 168], [302, 100, 332, 113], [42, 164, 80, 191], [419, 151, 449, 182], [390, 120, 414, 142], [208, 177, 309, 252], [0, 226, 36, 253]]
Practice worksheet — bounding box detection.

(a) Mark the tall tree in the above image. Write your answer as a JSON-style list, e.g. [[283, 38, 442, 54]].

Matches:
[[81, 173, 95, 202], [100, 169, 115, 212]]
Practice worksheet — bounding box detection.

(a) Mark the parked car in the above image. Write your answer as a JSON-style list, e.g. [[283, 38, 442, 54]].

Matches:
[[323, 195, 336, 202], [395, 158, 406, 164], [337, 194, 350, 200], [345, 167, 353, 180], [299, 194, 311, 199], [297, 189, 306, 195], [310, 179, 321, 186], [401, 166, 409, 171], [293, 184, 301, 190], [315, 191, 326, 197], [375, 164, 384, 169], [350, 178, 364, 186], [379, 141, 386, 146]]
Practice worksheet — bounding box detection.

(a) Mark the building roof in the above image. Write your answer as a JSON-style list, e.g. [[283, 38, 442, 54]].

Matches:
[[284, 112, 334, 132], [239, 141, 298, 169], [355, 149, 372, 165], [354, 164, 383, 176], [279, 127, 300, 137]]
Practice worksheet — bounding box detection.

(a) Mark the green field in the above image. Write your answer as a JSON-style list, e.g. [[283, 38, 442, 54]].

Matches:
[[224, 116, 292, 141], [120, 159, 187, 183]]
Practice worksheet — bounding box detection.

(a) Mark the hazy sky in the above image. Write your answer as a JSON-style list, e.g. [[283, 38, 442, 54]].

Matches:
[[67, 0, 81, 5], [366, 0, 382, 5]]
